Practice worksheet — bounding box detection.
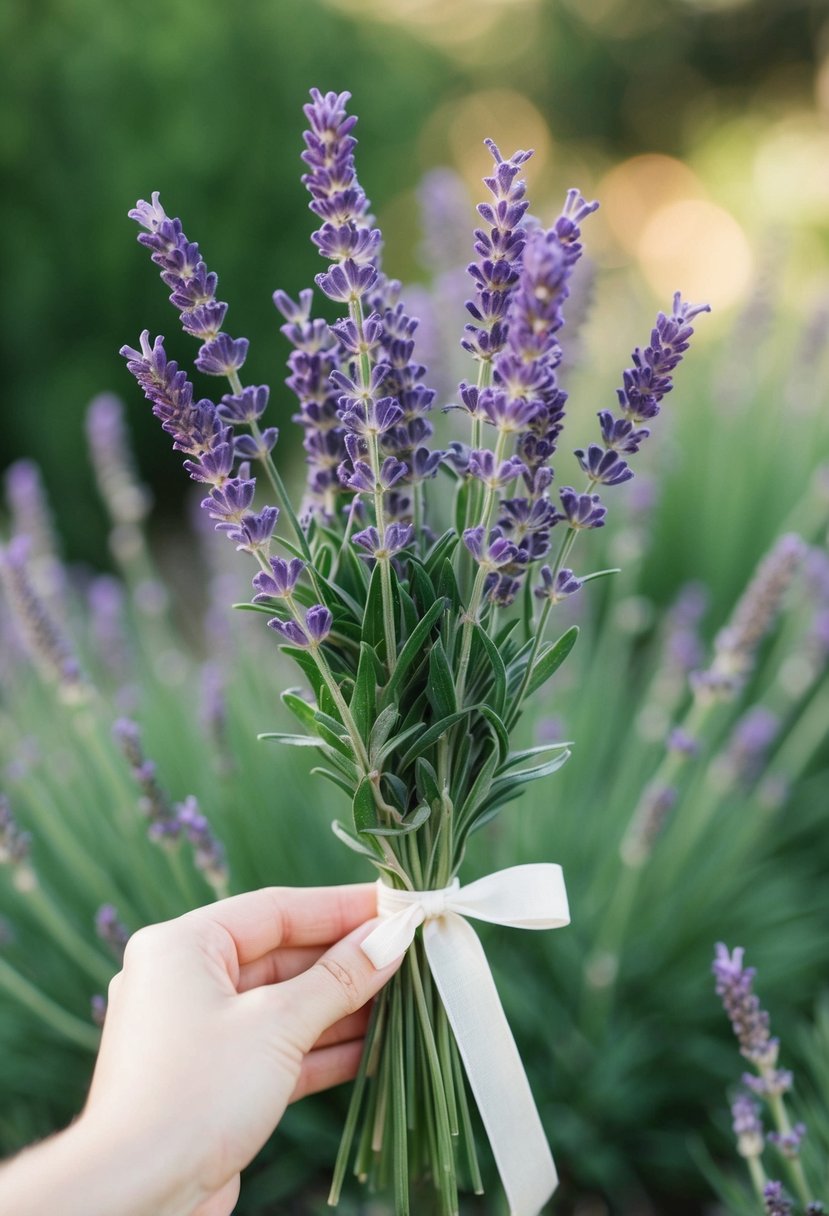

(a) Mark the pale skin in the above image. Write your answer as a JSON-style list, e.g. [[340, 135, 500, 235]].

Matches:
[[0, 884, 400, 1216]]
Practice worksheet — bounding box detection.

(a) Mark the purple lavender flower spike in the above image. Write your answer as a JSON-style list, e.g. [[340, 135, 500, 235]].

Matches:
[[731, 1090, 764, 1158], [86, 394, 153, 527], [616, 293, 711, 424], [763, 1182, 793, 1216], [176, 795, 228, 892], [534, 566, 583, 604], [558, 487, 606, 530], [712, 944, 777, 1066], [598, 410, 650, 454], [252, 556, 305, 601], [129, 193, 250, 377]]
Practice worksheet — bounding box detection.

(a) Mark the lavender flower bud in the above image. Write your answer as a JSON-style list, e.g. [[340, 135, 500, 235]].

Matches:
[[269, 605, 332, 648], [767, 1125, 807, 1160], [353, 524, 413, 560], [558, 487, 606, 530], [731, 1090, 765, 1158], [534, 566, 582, 604], [252, 556, 305, 601]]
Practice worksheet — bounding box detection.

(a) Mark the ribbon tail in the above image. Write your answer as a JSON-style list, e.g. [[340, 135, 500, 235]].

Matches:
[[423, 912, 558, 1216]]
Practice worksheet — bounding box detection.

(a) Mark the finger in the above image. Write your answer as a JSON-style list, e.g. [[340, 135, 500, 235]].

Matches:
[[237, 945, 324, 992], [190, 1176, 240, 1216], [277, 920, 402, 1052], [180, 883, 378, 964], [290, 1038, 365, 1102], [314, 1005, 371, 1050]]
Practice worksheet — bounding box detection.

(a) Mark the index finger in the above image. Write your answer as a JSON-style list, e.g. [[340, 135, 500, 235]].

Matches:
[[182, 883, 378, 964]]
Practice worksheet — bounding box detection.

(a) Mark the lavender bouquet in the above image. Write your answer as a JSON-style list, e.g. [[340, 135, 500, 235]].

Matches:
[[119, 88, 707, 1215]]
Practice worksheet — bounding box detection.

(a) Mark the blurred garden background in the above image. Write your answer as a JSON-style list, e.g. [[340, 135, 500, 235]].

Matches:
[[2, 0, 829, 1212]]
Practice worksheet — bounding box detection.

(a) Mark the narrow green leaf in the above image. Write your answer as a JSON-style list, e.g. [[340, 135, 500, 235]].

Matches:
[[369, 705, 399, 761], [436, 558, 461, 611], [362, 561, 385, 651], [312, 711, 353, 758], [407, 557, 436, 613], [231, 600, 275, 616], [399, 584, 419, 637], [382, 772, 409, 814], [398, 707, 477, 770], [453, 479, 471, 543], [350, 642, 378, 742], [497, 741, 573, 774], [312, 768, 355, 798], [423, 529, 459, 579], [525, 626, 579, 698], [479, 704, 509, 764], [374, 721, 425, 767], [380, 597, 446, 708], [415, 757, 441, 807], [281, 689, 317, 731], [352, 777, 379, 834], [362, 803, 431, 838], [331, 818, 386, 863], [427, 638, 457, 719], [474, 749, 572, 822], [456, 741, 499, 826], [471, 624, 507, 716], [280, 645, 325, 700], [257, 732, 325, 747]]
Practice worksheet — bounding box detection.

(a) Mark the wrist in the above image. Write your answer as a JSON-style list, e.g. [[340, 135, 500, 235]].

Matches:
[[0, 1115, 200, 1216]]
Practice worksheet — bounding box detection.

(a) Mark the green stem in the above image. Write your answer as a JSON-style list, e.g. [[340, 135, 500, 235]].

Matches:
[[0, 955, 100, 1051], [27, 885, 114, 988], [408, 943, 458, 1215], [746, 1153, 767, 1203], [767, 1090, 813, 1208]]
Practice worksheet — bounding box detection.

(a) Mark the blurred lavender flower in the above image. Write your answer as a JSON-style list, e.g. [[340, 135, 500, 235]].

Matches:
[[95, 904, 130, 963], [0, 794, 32, 872], [713, 944, 777, 1067], [764, 1181, 793, 1215], [768, 1125, 807, 1160], [86, 393, 153, 527], [619, 783, 677, 867], [0, 536, 86, 702], [91, 994, 108, 1029], [87, 575, 132, 688], [693, 535, 805, 701], [113, 718, 179, 839], [176, 795, 229, 895], [3, 460, 65, 599], [716, 706, 780, 789], [732, 1090, 765, 1159], [200, 662, 232, 774]]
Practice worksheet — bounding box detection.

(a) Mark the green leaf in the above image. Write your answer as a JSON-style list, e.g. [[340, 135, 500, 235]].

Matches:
[[232, 600, 276, 616], [453, 479, 471, 542], [475, 749, 572, 822], [257, 732, 326, 747], [407, 558, 436, 613], [331, 818, 386, 864], [436, 558, 461, 611], [362, 561, 386, 652], [281, 689, 318, 731], [382, 773, 409, 814], [470, 624, 507, 716], [479, 704, 509, 764], [427, 637, 457, 719], [497, 741, 573, 774], [468, 790, 526, 836], [369, 705, 399, 762], [423, 529, 459, 580], [361, 802, 431, 838], [456, 741, 500, 828], [398, 584, 419, 637], [398, 707, 477, 770], [525, 626, 579, 698], [352, 777, 379, 835], [312, 768, 355, 798], [280, 645, 325, 700], [449, 729, 472, 806], [374, 721, 425, 767], [350, 642, 378, 742], [415, 757, 441, 807], [313, 711, 353, 758], [380, 597, 446, 709]]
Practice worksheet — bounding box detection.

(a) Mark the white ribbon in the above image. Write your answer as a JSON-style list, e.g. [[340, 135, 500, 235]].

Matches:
[[361, 863, 570, 1216]]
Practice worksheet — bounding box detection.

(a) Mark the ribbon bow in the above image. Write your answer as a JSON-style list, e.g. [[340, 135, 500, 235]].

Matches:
[[361, 863, 570, 1216]]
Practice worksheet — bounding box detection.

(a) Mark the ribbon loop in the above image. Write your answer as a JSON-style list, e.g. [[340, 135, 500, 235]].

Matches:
[[360, 862, 569, 1216]]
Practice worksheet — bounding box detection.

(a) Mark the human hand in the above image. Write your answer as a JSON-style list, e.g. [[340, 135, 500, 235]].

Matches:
[[0, 884, 399, 1216]]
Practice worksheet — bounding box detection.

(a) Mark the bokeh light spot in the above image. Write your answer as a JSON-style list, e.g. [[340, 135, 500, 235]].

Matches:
[[637, 199, 753, 309]]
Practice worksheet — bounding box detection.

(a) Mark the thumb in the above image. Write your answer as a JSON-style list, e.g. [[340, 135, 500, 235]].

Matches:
[[278, 919, 402, 1052]]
